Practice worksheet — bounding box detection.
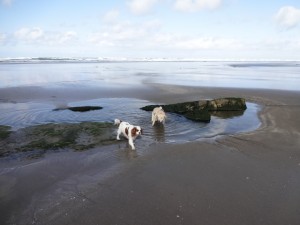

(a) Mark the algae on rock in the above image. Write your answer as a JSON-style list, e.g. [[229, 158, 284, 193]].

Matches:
[[0, 122, 116, 159]]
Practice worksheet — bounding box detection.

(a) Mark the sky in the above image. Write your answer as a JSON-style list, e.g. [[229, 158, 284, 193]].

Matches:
[[1, 0, 300, 60]]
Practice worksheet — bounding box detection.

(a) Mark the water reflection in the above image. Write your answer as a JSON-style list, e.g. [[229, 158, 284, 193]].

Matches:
[[152, 123, 165, 143], [210, 110, 245, 119]]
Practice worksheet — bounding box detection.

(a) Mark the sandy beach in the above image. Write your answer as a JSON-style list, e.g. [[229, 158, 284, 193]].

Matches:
[[1, 84, 300, 225], [2, 0, 300, 224]]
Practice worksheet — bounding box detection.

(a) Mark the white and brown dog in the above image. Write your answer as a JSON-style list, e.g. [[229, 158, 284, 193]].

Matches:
[[114, 119, 142, 150], [152, 106, 166, 126]]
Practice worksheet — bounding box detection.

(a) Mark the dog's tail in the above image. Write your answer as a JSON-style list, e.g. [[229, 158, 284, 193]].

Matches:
[[114, 118, 122, 125]]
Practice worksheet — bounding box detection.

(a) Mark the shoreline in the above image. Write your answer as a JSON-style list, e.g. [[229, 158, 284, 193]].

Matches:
[[1, 82, 300, 104], [1, 85, 300, 225]]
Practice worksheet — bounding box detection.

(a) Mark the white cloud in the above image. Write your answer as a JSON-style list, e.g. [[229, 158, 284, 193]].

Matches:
[[174, 37, 241, 49], [2, 0, 13, 6], [88, 24, 146, 47], [174, 0, 222, 12], [153, 34, 242, 50], [13, 27, 77, 45], [275, 6, 300, 28], [103, 9, 120, 23], [57, 31, 77, 44], [88, 19, 161, 47], [127, 0, 159, 15], [261, 38, 300, 51], [88, 12, 243, 53], [14, 27, 44, 42], [0, 33, 6, 43]]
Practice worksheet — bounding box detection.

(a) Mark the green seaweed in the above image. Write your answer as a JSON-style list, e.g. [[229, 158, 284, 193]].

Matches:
[[0, 125, 11, 140], [1, 122, 116, 159]]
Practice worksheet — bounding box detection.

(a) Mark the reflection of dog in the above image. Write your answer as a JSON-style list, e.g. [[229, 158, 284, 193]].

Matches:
[[152, 106, 166, 126], [114, 119, 142, 150]]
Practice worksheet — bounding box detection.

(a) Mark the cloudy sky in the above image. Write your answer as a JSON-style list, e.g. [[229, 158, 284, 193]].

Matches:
[[1, 0, 300, 60]]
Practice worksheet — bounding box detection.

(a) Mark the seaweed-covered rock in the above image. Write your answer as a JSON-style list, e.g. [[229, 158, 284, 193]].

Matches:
[[141, 101, 211, 122], [0, 122, 115, 159], [206, 98, 247, 111], [140, 97, 246, 122], [0, 125, 11, 140]]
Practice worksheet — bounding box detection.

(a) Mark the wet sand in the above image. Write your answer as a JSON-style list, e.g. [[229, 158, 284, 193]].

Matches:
[[1, 84, 300, 225]]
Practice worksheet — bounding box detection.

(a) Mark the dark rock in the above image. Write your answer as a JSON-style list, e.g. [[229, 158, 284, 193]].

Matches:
[[140, 97, 246, 122], [53, 106, 103, 112]]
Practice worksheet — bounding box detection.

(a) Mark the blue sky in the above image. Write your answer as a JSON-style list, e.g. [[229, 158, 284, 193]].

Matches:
[[1, 0, 300, 60]]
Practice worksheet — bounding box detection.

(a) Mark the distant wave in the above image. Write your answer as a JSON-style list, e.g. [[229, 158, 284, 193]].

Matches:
[[1, 57, 299, 64], [1, 57, 300, 65], [0, 57, 198, 64], [229, 62, 300, 68], [0, 57, 113, 64]]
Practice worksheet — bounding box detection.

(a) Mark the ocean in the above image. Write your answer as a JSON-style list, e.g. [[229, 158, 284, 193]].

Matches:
[[0, 59, 300, 90]]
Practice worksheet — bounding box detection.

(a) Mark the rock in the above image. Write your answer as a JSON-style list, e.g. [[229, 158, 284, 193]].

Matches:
[[53, 106, 103, 112], [0, 122, 115, 159], [206, 98, 247, 111], [141, 101, 211, 122], [140, 97, 246, 122]]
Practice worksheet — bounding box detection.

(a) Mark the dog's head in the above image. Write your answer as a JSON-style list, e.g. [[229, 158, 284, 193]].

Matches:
[[131, 126, 142, 136]]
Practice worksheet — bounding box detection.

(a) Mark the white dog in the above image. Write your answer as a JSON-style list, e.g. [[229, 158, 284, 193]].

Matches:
[[152, 106, 166, 126], [114, 119, 142, 150]]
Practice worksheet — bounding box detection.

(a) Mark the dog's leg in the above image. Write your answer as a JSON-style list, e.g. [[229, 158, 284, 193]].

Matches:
[[128, 138, 135, 150], [152, 114, 155, 126], [116, 128, 121, 140]]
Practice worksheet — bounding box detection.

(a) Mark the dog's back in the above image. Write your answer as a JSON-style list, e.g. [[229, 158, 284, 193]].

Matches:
[[152, 106, 166, 126]]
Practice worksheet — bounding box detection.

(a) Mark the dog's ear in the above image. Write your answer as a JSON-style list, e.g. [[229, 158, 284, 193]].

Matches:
[[140, 128, 143, 135], [131, 127, 137, 136]]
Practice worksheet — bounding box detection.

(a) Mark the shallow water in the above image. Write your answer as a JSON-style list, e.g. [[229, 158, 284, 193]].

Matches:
[[0, 98, 260, 147]]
